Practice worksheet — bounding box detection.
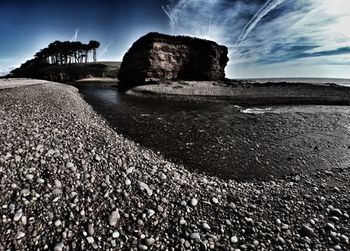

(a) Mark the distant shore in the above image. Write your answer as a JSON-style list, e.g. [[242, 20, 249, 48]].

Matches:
[[127, 79, 350, 105]]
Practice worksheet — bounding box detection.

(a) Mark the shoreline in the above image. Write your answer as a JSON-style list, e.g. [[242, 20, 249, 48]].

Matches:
[[0, 78, 349, 250], [127, 80, 350, 106]]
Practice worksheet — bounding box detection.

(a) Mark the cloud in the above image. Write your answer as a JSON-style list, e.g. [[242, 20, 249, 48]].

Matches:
[[165, 0, 350, 78], [98, 40, 115, 58]]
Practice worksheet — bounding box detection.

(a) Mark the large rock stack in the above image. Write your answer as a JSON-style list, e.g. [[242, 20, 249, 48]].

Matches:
[[118, 32, 229, 89]]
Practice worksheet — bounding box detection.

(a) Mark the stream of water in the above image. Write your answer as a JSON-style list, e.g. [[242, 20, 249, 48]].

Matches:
[[77, 82, 350, 181]]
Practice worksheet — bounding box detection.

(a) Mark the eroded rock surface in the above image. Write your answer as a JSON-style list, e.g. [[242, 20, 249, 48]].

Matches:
[[118, 33, 228, 89]]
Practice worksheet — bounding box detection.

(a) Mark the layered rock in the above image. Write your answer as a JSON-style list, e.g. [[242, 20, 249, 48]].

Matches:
[[118, 33, 229, 89]]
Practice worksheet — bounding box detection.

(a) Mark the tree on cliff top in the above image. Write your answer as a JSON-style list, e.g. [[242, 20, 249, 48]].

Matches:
[[32, 40, 100, 66]]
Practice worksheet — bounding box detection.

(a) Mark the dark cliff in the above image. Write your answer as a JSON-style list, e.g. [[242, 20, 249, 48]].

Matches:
[[118, 33, 229, 89]]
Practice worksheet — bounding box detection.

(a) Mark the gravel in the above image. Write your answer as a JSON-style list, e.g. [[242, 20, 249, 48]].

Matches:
[[0, 79, 350, 250]]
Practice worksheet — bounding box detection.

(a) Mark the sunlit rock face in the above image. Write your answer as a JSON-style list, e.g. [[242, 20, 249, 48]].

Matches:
[[118, 32, 229, 88]]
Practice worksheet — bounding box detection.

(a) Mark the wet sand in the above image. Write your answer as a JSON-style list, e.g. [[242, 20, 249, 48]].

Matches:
[[128, 80, 350, 105]]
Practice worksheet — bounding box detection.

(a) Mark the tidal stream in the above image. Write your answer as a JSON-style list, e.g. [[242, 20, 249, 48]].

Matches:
[[77, 82, 350, 181]]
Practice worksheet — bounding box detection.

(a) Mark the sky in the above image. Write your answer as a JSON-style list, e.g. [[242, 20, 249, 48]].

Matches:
[[0, 0, 350, 79]]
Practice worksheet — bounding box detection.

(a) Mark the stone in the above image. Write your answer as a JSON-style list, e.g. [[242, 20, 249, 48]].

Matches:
[[112, 231, 120, 238], [66, 162, 74, 168], [139, 182, 153, 196], [54, 220, 62, 227], [190, 232, 201, 242], [202, 222, 210, 230], [87, 224, 94, 236], [16, 231, 25, 239], [118, 32, 229, 89], [87, 236, 94, 244], [299, 225, 314, 237], [109, 209, 120, 226], [325, 223, 336, 231], [330, 208, 342, 217], [230, 236, 238, 243], [54, 179, 62, 188], [190, 198, 198, 207], [145, 237, 155, 246], [14, 208, 23, 221], [53, 243, 64, 251]]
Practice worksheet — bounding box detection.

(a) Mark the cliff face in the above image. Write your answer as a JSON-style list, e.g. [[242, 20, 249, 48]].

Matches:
[[118, 33, 229, 89]]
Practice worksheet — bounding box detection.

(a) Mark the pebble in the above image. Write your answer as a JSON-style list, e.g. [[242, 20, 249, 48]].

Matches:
[[54, 220, 62, 227], [212, 197, 218, 204], [87, 236, 94, 244], [202, 222, 210, 230], [112, 231, 120, 238], [125, 178, 131, 186], [139, 182, 152, 196], [16, 231, 25, 239], [87, 224, 94, 236], [66, 162, 74, 168], [326, 223, 336, 231], [53, 243, 64, 251], [191, 232, 201, 241], [190, 198, 198, 207], [330, 208, 343, 217], [145, 237, 155, 246], [54, 179, 62, 188], [300, 225, 314, 236], [14, 208, 23, 221], [109, 209, 120, 226], [139, 245, 148, 250], [230, 236, 238, 243]]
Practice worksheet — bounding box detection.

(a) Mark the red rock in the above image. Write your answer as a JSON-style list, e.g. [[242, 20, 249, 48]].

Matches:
[[118, 32, 228, 89]]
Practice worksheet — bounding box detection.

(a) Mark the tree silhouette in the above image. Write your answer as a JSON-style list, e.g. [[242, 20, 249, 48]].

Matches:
[[88, 40, 100, 62], [30, 40, 101, 66]]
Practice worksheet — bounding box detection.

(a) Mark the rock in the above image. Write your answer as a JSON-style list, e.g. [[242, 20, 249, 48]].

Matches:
[[212, 197, 219, 204], [16, 231, 25, 239], [299, 225, 315, 237], [139, 245, 148, 250], [145, 237, 155, 246], [87, 224, 94, 236], [53, 243, 64, 251], [125, 178, 131, 186], [109, 209, 120, 226], [325, 223, 336, 231], [66, 162, 74, 168], [139, 182, 153, 196], [112, 231, 120, 238], [118, 32, 229, 89], [202, 222, 210, 230], [87, 236, 94, 244], [54, 220, 62, 227], [190, 198, 198, 207], [190, 232, 201, 242], [54, 179, 62, 188], [230, 236, 238, 243], [330, 208, 343, 217], [13, 208, 23, 221]]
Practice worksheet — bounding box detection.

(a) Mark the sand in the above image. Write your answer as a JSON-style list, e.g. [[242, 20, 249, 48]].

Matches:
[[128, 80, 350, 105]]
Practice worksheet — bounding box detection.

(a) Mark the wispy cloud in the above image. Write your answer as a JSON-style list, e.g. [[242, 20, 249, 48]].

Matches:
[[70, 28, 79, 42], [98, 40, 115, 58], [165, 0, 350, 78]]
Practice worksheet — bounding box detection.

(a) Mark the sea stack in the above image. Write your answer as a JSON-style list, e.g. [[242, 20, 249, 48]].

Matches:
[[118, 32, 229, 89]]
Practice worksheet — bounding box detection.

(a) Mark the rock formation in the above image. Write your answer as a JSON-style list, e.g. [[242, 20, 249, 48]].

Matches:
[[118, 33, 229, 89]]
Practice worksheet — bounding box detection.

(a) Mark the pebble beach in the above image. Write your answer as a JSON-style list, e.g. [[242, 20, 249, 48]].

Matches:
[[0, 79, 349, 250]]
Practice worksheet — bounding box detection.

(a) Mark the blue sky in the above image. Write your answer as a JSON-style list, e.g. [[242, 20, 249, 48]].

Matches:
[[1, 0, 350, 78]]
